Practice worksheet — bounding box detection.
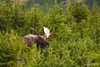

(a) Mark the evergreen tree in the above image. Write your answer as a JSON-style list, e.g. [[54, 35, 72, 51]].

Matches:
[[72, 2, 89, 23]]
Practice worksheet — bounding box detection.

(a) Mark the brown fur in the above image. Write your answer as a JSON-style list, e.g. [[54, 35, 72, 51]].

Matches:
[[21, 34, 49, 49]]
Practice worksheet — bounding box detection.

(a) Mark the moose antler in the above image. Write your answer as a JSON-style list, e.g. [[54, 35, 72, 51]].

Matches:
[[49, 29, 54, 37], [43, 27, 54, 38], [30, 27, 46, 40], [30, 27, 40, 36], [30, 27, 54, 39]]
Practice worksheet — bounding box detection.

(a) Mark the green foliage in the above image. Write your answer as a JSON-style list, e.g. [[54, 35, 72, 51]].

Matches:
[[0, 1, 100, 67], [72, 2, 89, 23], [0, 30, 38, 67], [0, 0, 25, 31], [0, 30, 24, 66]]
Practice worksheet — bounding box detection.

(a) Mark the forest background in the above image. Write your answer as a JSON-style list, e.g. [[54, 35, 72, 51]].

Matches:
[[0, 0, 100, 67]]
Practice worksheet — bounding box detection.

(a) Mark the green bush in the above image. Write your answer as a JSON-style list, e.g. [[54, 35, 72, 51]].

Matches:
[[0, 1, 100, 67], [0, 30, 36, 67]]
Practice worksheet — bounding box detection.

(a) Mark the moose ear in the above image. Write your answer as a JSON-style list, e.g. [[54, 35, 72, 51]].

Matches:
[[43, 27, 50, 38]]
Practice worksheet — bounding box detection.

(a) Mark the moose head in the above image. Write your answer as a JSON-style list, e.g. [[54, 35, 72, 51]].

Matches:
[[21, 27, 54, 49]]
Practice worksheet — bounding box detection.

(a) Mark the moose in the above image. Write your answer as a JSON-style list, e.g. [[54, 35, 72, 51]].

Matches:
[[21, 27, 54, 49]]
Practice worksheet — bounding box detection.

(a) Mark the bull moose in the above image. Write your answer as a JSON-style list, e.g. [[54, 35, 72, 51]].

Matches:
[[21, 27, 54, 49]]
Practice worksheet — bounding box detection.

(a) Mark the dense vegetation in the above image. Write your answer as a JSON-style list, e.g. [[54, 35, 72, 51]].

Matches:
[[0, 0, 100, 67], [1, 0, 100, 9], [26, 0, 100, 9]]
